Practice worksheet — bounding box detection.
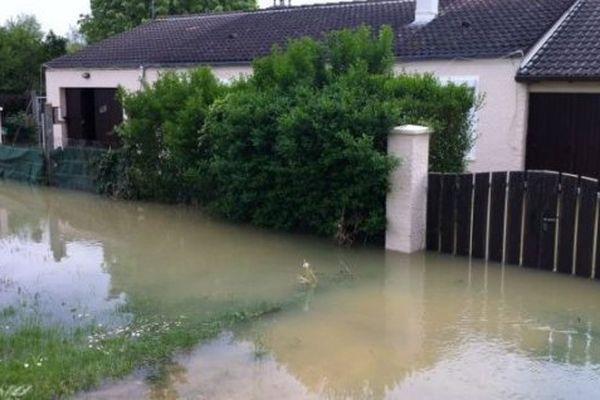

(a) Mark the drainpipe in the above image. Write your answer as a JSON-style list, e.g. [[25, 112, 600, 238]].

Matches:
[[139, 65, 147, 89], [0, 106, 3, 145]]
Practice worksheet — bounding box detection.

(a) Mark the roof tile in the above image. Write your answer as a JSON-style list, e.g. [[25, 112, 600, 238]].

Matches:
[[518, 0, 600, 81], [46, 0, 576, 69]]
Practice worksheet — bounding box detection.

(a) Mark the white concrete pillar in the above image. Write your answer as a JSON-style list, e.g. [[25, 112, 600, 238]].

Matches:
[[386, 124, 432, 253]]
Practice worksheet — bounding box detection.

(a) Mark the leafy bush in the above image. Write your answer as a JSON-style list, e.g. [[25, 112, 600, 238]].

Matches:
[[201, 26, 474, 243], [3, 111, 37, 145], [202, 28, 401, 243], [94, 148, 136, 198], [386, 75, 477, 172], [102, 26, 475, 244], [115, 67, 226, 201]]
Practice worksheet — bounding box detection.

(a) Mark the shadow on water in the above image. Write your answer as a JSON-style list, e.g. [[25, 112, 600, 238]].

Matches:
[[2, 181, 600, 399]]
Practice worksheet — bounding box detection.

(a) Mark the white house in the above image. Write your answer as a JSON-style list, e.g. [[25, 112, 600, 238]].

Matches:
[[46, 0, 598, 176]]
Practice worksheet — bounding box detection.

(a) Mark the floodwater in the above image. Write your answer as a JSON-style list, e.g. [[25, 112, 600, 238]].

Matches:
[[2, 181, 600, 399]]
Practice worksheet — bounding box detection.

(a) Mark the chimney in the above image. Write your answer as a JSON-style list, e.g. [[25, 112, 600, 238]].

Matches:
[[414, 0, 439, 24]]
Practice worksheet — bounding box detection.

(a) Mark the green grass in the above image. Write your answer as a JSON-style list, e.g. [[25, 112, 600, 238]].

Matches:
[[0, 260, 352, 399], [0, 303, 282, 399]]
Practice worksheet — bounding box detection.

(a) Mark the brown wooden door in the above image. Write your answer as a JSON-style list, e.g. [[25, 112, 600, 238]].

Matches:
[[93, 89, 123, 148], [526, 93, 600, 179], [65, 88, 84, 141], [65, 88, 122, 147]]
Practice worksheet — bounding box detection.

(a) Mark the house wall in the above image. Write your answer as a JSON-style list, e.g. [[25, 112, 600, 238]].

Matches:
[[46, 59, 527, 173], [397, 58, 528, 172], [45, 65, 252, 147]]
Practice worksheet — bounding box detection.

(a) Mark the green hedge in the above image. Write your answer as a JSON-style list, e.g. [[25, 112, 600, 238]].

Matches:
[[98, 26, 475, 244]]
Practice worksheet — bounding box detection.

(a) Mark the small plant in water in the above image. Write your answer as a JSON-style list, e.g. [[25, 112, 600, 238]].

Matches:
[[298, 260, 318, 288], [1, 305, 17, 318], [252, 333, 270, 360]]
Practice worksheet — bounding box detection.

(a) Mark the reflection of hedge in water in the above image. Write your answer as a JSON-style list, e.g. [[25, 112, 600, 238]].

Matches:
[[0, 190, 47, 243]]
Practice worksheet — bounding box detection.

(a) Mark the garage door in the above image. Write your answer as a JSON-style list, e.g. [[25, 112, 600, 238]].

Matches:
[[65, 88, 123, 147], [526, 93, 600, 179]]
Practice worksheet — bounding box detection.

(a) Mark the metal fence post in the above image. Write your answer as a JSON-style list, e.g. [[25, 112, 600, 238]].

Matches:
[[43, 103, 55, 184], [0, 106, 3, 145]]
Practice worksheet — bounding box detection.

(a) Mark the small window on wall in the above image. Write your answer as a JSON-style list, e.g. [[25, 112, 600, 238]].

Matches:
[[439, 76, 479, 161]]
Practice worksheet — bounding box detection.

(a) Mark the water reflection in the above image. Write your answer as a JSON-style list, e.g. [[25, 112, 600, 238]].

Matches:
[[82, 254, 600, 399], [2, 181, 600, 399], [0, 181, 365, 325]]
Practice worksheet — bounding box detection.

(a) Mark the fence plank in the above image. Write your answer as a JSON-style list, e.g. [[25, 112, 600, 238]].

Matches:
[[524, 171, 559, 270], [557, 174, 578, 274], [440, 174, 457, 254], [505, 172, 525, 265], [596, 193, 600, 280], [472, 173, 490, 259], [426, 174, 442, 251], [455, 174, 473, 256], [541, 172, 560, 270], [576, 177, 598, 278], [523, 172, 543, 268], [488, 172, 507, 262]]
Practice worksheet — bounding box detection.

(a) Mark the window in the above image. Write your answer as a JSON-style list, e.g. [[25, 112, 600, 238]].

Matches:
[[439, 76, 479, 161]]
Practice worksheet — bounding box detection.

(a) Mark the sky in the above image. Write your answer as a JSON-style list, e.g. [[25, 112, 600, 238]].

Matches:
[[0, 0, 333, 36]]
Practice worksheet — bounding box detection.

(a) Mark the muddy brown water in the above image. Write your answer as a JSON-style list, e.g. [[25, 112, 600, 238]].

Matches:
[[1, 181, 600, 399]]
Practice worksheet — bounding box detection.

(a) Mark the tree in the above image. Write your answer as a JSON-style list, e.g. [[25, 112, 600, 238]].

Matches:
[[79, 0, 257, 44], [0, 15, 67, 94], [44, 31, 69, 61]]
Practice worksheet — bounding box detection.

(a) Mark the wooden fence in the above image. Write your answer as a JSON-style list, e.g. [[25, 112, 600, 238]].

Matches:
[[427, 170, 600, 279]]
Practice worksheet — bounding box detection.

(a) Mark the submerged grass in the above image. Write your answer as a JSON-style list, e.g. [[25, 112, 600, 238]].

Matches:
[[0, 303, 282, 399], [0, 258, 353, 399]]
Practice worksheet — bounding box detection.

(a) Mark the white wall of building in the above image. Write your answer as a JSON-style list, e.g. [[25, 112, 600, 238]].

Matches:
[[397, 57, 528, 172], [46, 69, 140, 148], [46, 58, 527, 172]]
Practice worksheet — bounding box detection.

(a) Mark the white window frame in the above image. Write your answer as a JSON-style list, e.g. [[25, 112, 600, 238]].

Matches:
[[438, 75, 479, 161]]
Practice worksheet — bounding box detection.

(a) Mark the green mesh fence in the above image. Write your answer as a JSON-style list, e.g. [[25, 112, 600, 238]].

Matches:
[[0, 145, 46, 184], [50, 147, 107, 192]]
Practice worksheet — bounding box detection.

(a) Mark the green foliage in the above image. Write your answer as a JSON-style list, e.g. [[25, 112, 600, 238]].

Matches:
[[386, 74, 477, 173], [0, 16, 67, 94], [94, 149, 136, 198], [79, 0, 257, 43], [104, 26, 475, 244], [2, 112, 37, 144], [0, 303, 280, 399], [113, 67, 226, 201], [204, 28, 400, 243]]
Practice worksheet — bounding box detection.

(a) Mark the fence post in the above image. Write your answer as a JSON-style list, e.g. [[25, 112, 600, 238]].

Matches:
[[386, 124, 432, 253], [43, 103, 55, 185]]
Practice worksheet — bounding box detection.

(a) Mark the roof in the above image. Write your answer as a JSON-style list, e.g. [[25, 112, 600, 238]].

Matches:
[[518, 0, 600, 82], [46, 0, 576, 69]]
